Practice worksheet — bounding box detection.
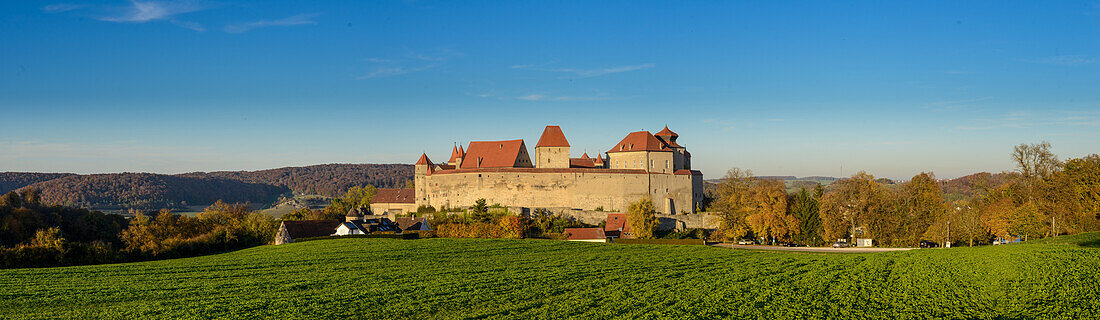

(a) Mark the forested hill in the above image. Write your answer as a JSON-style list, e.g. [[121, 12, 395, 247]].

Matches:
[[178, 163, 413, 197], [26, 173, 290, 210], [9, 164, 414, 210], [0, 173, 76, 194]]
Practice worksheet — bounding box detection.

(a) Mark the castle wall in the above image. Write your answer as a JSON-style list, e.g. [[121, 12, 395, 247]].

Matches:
[[607, 151, 674, 173], [416, 169, 699, 214]]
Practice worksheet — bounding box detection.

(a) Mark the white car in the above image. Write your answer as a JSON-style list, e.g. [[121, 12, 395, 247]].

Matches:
[[737, 240, 754, 245]]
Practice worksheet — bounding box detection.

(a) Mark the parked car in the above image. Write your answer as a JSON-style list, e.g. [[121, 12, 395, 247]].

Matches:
[[832, 239, 849, 248], [919, 240, 938, 248], [783, 242, 805, 247], [737, 239, 754, 245]]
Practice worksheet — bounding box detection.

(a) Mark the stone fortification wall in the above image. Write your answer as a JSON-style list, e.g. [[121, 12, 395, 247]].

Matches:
[[418, 169, 700, 214], [512, 207, 721, 231]]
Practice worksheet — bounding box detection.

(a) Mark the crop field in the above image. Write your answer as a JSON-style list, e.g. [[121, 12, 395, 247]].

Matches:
[[2, 234, 1099, 319]]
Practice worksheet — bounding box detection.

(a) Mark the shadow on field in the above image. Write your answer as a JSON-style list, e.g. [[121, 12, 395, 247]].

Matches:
[[1078, 239, 1100, 248]]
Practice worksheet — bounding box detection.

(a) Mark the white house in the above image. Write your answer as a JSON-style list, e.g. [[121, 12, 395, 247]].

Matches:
[[333, 222, 368, 236]]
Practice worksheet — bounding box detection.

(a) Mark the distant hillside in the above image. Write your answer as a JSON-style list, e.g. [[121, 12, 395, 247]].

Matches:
[[941, 172, 1018, 202], [0, 172, 76, 194], [13, 164, 414, 211], [25, 173, 289, 210], [179, 163, 413, 197]]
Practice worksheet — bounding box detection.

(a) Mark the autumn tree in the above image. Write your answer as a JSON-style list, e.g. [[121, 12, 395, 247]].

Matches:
[[820, 172, 897, 245], [902, 172, 946, 246], [711, 168, 755, 241], [744, 178, 798, 244], [627, 197, 659, 239]]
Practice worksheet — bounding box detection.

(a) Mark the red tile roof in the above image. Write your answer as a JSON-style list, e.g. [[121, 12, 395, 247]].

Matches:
[[593, 156, 604, 165], [604, 213, 631, 236], [373, 188, 415, 204], [448, 145, 463, 163], [564, 227, 606, 240], [581, 152, 590, 159], [460, 140, 531, 169], [569, 158, 597, 168], [607, 131, 672, 153], [655, 126, 679, 138], [416, 153, 433, 165], [674, 169, 703, 176], [394, 217, 429, 231], [535, 125, 570, 148], [281, 220, 341, 239]]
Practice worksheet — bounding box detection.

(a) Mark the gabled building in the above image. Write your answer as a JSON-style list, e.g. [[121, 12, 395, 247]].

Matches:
[[564, 227, 607, 243], [413, 125, 703, 214], [370, 188, 416, 216]]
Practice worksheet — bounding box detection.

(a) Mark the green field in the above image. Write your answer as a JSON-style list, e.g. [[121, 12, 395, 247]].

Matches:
[[2, 235, 1099, 319]]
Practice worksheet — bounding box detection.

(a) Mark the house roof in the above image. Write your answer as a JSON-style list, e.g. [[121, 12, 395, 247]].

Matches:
[[593, 156, 604, 165], [655, 126, 678, 138], [395, 217, 429, 231], [346, 207, 364, 217], [604, 213, 631, 234], [570, 158, 597, 168], [535, 125, 570, 148], [581, 152, 590, 159], [416, 153, 433, 165], [607, 131, 672, 153], [374, 188, 415, 204], [460, 139, 529, 169], [281, 220, 341, 239], [564, 227, 606, 240], [674, 169, 703, 176]]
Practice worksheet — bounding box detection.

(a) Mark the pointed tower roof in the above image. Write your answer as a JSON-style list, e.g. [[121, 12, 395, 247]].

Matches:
[[607, 131, 672, 153], [415, 153, 433, 165], [535, 125, 570, 147], [655, 126, 678, 138], [581, 152, 590, 159], [448, 144, 463, 163], [593, 155, 605, 165], [458, 145, 465, 158]]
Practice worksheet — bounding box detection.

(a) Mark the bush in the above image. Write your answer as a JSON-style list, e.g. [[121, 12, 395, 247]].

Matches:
[[613, 238, 706, 245]]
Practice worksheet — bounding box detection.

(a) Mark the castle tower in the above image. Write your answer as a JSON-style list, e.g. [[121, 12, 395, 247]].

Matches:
[[535, 125, 570, 168], [414, 153, 432, 205], [655, 126, 688, 170]]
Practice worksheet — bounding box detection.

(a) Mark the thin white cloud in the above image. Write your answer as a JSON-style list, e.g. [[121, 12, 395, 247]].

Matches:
[[223, 13, 318, 34], [98, 0, 204, 23], [42, 4, 86, 13], [357, 65, 435, 79], [514, 63, 656, 78], [956, 110, 1100, 130], [517, 94, 546, 101], [1028, 55, 1095, 66], [357, 49, 461, 79]]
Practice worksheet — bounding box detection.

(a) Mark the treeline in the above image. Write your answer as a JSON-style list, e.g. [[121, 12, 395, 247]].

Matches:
[[26, 173, 288, 210], [0, 189, 276, 268], [6, 164, 412, 211], [0, 172, 75, 194], [710, 142, 1100, 247], [179, 163, 413, 197]]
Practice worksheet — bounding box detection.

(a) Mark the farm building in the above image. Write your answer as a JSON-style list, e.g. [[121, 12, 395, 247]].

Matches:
[[274, 220, 342, 245], [564, 228, 607, 243], [604, 213, 633, 239], [370, 188, 417, 216], [395, 217, 431, 232]]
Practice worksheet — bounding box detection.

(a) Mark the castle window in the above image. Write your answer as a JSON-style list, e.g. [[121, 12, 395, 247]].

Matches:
[[666, 160, 669, 169]]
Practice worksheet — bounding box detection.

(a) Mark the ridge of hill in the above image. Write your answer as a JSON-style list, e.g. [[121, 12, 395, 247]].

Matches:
[[0, 173, 76, 194], [9, 164, 414, 210]]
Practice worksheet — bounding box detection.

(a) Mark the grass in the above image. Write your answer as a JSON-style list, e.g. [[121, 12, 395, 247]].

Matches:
[[1, 235, 1099, 319]]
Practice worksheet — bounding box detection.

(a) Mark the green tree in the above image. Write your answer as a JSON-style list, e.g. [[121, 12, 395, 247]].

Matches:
[[31, 227, 67, 250], [281, 208, 312, 221], [789, 187, 822, 246], [627, 197, 659, 239], [903, 172, 946, 246], [0, 191, 21, 208], [820, 172, 898, 245], [471, 198, 491, 223]]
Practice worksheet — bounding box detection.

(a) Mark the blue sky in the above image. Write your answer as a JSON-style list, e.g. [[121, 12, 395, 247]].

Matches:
[[1, 1, 1098, 179]]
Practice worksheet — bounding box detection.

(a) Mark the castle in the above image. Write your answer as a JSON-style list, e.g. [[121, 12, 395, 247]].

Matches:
[[413, 125, 704, 214]]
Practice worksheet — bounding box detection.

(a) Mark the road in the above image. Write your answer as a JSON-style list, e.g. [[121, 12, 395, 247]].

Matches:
[[713, 243, 916, 253]]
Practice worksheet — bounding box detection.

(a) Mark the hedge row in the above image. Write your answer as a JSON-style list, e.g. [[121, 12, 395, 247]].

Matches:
[[613, 238, 706, 245], [296, 233, 420, 242]]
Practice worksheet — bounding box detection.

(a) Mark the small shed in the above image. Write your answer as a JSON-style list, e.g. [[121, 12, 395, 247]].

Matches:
[[564, 228, 607, 243], [604, 213, 632, 239], [855, 238, 874, 247], [395, 217, 431, 232]]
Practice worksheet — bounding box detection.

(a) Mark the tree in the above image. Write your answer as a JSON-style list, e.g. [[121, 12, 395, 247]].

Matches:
[[904, 172, 947, 246], [1061, 154, 1100, 228], [744, 178, 797, 244], [789, 187, 823, 246], [471, 198, 491, 223], [627, 197, 659, 239], [31, 227, 67, 250], [20, 188, 41, 208], [281, 208, 312, 221], [819, 172, 897, 245], [1013, 141, 1061, 202], [342, 186, 377, 209], [0, 191, 21, 208], [711, 168, 756, 241]]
